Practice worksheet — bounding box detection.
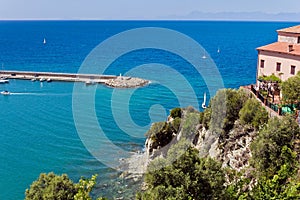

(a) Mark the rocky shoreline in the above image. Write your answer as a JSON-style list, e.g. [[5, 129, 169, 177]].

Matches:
[[105, 76, 150, 88]]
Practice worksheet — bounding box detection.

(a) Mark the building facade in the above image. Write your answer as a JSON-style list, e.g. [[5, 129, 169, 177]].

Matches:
[[257, 25, 300, 81]]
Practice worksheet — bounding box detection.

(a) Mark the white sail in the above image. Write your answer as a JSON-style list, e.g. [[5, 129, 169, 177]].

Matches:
[[43, 38, 46, 44], [202, 92, 207, 109]]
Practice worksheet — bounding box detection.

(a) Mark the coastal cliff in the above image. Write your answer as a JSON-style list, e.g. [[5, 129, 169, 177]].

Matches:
[[144, 107, 256, 173], [124, 88, 300, 199], [122, 89, 260, 179]]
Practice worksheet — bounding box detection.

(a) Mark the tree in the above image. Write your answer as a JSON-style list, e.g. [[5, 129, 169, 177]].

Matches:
[[25, 172, 77, 200], [25, 172, 105, 200], [251, 163, 300, 199], [74, 174, 98, 200], [281, 71, 300, 107], [239, 98, 268, 130], [209, 89, 248, 139], [138, 148, 227, 200], [251, 116, 300, 177]]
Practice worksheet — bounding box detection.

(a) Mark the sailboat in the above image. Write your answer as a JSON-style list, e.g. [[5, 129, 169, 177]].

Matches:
[[217, 47, 220, 53], [202, 92, 207, 109], [43, 38, 46, 44]]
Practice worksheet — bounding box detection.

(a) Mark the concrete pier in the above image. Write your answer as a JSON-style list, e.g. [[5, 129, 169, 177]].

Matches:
[[0, 70, 149, 88]]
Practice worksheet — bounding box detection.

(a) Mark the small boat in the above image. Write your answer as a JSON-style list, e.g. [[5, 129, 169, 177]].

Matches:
[[47, 78, 52, 82], [0, 79, 9, 84], [202, 92, 207, 109], [1, 90, 10, 95], [217, 47, 220, 53], [202, 55, 207, 59], [40, 78, 45, 82], [31, 78, 37, 82], [85, 80, 96, 86], [43, 38, 46, 44]]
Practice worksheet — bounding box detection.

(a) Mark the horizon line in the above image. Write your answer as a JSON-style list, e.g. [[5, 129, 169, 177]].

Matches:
[[0, 18, 299, 23]]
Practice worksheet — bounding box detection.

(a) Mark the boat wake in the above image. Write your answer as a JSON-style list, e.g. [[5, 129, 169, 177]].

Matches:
[[9, 92, 71, 96]]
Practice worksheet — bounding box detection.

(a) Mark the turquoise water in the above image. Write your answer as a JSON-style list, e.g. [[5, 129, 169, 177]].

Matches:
[[0, 21, 298, 199]]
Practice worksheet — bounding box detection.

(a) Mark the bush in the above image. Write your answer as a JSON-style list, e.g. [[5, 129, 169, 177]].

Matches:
[[258, 74, 281, 83], [239, 98, 268, 129], [25, 172, 77, 200], [170, 108, 182, 119], [25, 173, 104, 200], [209, 89, 248, 139], [138, 148, 227, 200], [251, 116, 300, 177], [201, 106, 211, 129], [170, 117, 181, 133]]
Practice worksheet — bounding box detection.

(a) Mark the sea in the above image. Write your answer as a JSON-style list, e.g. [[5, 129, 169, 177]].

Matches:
[[0, 20, 298, 200]]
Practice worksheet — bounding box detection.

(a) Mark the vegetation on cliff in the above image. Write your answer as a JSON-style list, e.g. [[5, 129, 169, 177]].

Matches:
[[138, 88, 300, 199], [25, 173, 106, 200]]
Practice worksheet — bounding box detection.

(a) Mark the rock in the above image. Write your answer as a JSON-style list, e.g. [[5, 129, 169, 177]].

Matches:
[[105, 76, 150, 88]]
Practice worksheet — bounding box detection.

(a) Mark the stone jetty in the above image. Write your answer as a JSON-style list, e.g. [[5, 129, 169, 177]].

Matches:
[[0, 70, 149, 88]]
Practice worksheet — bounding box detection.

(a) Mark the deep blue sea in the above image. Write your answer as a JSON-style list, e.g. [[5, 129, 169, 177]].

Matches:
[[0, 20, 298, 199]]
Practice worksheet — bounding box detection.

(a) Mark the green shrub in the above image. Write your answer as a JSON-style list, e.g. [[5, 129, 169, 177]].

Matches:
[[239, 98, 268, 129], [170, 108, 182, 119], [250, 116, 300, 177], [209, 89, 248, 139], [258, 74, 281, 83], [25, 173, 77, 200], [171, 117, 181, 133], [139, 148, 226, 200]]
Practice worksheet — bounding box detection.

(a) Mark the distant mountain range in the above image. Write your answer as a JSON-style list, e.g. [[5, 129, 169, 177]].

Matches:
[[161, 11, 300, 22]]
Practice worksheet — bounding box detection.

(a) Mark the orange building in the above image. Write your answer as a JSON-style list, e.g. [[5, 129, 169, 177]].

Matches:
[[257, 25, 300, 81]]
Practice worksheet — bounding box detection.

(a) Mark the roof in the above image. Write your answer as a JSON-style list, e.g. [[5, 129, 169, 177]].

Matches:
[[277, 25, 300, 34], [257, 42, 300, 56]]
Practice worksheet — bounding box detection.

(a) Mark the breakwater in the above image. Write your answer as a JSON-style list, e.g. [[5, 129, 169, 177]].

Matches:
[[0, 70, 149, 88]]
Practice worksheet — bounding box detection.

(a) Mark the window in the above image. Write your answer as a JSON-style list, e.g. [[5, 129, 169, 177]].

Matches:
[[298, 37, 300, 44], [276, 62, 281, 72], [260, 60, 265, 68], [291, 65, 296, 75]]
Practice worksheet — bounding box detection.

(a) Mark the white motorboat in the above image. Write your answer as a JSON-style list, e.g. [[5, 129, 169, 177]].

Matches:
[[1, 90, 10, 95], [0, 79, 9, 84]]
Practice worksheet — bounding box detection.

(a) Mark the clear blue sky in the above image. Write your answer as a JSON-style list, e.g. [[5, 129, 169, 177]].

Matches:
[[0, 0, 299, 20]]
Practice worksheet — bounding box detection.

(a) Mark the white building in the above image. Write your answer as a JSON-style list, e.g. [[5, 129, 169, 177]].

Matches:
[[257, 25, 300, 81]]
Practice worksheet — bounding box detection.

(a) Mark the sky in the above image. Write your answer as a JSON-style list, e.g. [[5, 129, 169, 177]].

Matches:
[[0, 0, 299, 20]]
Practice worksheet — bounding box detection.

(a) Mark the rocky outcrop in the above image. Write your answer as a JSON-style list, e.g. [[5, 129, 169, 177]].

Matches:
[[120, 107, 258, 192], [105, 76, 149, 88], [216, 122, 256, 171], [144, 113, 257, 172]]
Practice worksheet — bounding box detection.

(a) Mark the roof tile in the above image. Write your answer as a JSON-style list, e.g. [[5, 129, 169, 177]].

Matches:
[[257, 42, 300, 56]]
